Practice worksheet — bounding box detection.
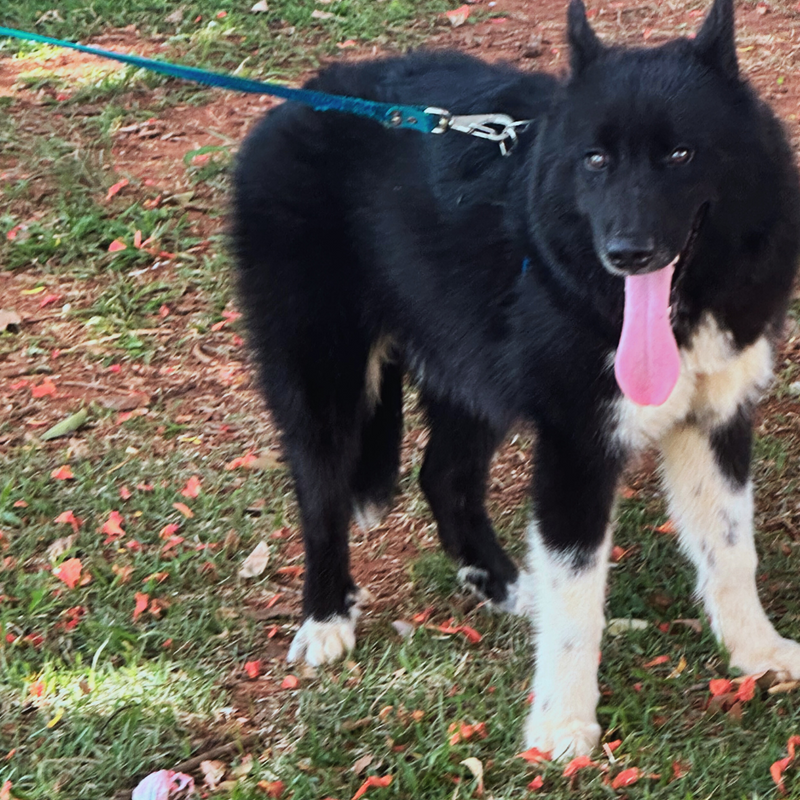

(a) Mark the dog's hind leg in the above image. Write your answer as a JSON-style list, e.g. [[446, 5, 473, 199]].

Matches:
[[522, 429, 622, 758], [351, 354, 403, 531], [419, 397, 519, 609], [659, 414, 800, 679]]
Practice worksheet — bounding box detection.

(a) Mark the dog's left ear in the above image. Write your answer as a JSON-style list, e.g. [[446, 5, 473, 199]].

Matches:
[[694, 0, 738, 80], [567, 0, 604, 75]]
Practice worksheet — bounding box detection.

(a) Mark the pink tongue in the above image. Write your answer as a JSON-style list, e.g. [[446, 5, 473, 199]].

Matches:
[[614, 260, 680, 406]]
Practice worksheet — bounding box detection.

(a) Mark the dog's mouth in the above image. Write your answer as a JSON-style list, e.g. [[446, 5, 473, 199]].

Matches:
[[613, 203, 707, 407]]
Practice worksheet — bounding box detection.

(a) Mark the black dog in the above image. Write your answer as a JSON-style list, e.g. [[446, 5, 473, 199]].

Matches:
[[233, 0, 800, 755]]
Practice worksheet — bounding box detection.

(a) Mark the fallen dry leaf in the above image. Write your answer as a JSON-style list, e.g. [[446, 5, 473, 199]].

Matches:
[[132, 769, 195, 800], [257, 781, 285, 798], [238, 541, 271, 578], [460, 757, 484, 797], [200, 760, 226, 790], [0, 310, 22, 332], [352, 754, 373, 776], [46, 534, 77, 561]]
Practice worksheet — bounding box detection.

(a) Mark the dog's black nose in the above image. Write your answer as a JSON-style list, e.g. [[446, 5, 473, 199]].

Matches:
[[605, 238, 655, 272]]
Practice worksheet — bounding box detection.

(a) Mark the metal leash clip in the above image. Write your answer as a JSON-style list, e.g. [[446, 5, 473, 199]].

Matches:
[[424, 107, 532, 156]]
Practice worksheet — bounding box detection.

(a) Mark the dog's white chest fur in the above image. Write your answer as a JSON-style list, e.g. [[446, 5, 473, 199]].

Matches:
[[612, 313, 773, 450]]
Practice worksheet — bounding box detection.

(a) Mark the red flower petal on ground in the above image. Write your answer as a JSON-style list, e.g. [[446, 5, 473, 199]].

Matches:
[[517, 747, 552, 764], [108, 239, 127, 253], [351, 775, 392, 800], [32, 378, 57, 398], [771, 756, 792, 794], [281, 675, 300, 690], [101, 511, 125, 540], [51, 465, 74, 481], [119, 486, 132, 500], [172, 502, 194, 518], [53, 558, 82, 589], [643, 655, 670, 668], [106, 178, 129, 201], [735, 675, 757, 703], [39, 293, 62, 308], [612, 767, 641, 789], [159, 523, 181, 539], [709, 678, 734, 696], [133, 592, 149, 621], [562, 755, 598, 777], [527, 775, 544, 791], [181, 475, 201, 498], [244, 660, 261, 679]]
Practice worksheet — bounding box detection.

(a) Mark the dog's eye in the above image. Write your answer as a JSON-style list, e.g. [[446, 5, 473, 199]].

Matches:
[[585, 151, 609, 171], [668, 147, 693, 166]]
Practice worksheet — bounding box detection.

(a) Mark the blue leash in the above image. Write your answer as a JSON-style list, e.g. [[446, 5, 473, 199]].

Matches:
[[0, 25, 444, 134], [0, 25, 531, 151]]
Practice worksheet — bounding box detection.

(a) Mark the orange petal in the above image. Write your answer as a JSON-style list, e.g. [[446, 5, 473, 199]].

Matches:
[[527, 775, 544, 791], [244, 660, 261, 679], [108, 239, 127, 253], [133, 592, 149, 621], [709, 678, 734, 696], [105, 178, 129, 201], [771, 756, 792, 794], [281, 675, 300, 690], [172, 502, 194, 518], [611, 767, 641, 789], [562, 755, 598, 777], [735, 675, 757, 703], [643, 655, 670, 668], [516, 747, 552, 764], [181, 475, 201, 498], [51, 465, 74, 481], [351, 775, 392, 800], [53, 557, 82, 589]]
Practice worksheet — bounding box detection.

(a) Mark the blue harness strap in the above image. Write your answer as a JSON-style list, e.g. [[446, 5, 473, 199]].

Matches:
[[0, 25, 443, 134]]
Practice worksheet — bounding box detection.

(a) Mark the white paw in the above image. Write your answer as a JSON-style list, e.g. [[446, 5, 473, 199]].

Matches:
[[456, 567, 535, 616], [353, 502, 387, 532], [287, 615, 356, 666], [729, 634, 800, 681], [287, 590, 368, 666], [523, 706, 600, 759]]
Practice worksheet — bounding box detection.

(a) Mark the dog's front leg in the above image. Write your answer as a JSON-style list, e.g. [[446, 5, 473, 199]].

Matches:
[[659, 415, 800, 678], [522, 431, 621, 758]]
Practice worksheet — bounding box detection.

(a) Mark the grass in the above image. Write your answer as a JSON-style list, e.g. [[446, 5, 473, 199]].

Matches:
[[4, 0, 800, 798]]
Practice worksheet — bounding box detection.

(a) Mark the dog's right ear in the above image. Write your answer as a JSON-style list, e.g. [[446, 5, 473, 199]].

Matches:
[[567, 0, 603, 75]]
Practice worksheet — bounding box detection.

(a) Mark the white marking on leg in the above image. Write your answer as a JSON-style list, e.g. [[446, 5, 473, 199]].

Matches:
[[286, 589, 368, 667], [523, 522, 611, 758], [352, 501, 386, 532], [660, 424, 800, 679]]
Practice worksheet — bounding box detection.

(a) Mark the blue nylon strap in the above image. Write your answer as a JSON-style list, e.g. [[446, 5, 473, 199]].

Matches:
[[0, 25, 442, 134]]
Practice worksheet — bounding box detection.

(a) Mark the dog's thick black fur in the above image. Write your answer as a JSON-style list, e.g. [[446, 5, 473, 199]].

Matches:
[[234, 0, 800, 755]]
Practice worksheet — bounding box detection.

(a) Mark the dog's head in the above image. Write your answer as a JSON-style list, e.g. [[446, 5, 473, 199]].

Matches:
[[562, 0, 736, 278], [528, 0, 788, 405]]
